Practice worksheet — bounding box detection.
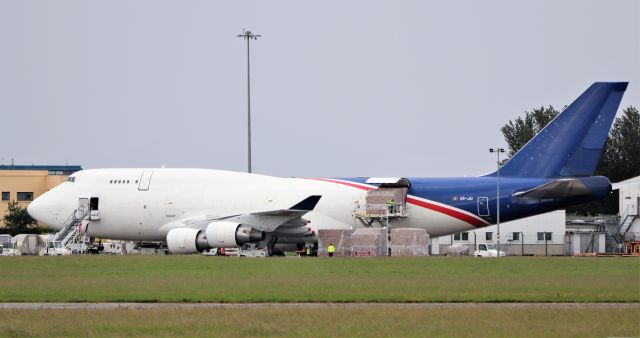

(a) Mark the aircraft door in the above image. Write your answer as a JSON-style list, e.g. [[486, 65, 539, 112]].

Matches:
[[477, 197, 490, 216], [76, 198, 89, 219], [89, 197, 100, 221], [138, 170, 154, 191]]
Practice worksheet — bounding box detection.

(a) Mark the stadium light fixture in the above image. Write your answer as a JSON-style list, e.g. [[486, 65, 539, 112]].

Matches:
[[237, 29, 261, 173]]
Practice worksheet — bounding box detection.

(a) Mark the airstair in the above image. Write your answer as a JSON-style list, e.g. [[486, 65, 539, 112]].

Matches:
[[50, 212, 79, 245], [601, 216, 624, 253], [618, 202, 638, 241], [354, 178, 410, 228], [602, 199, 639, 253], [48, 209, 89, 252]]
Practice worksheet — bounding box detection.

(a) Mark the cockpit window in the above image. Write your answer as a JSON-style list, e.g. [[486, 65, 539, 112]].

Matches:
[[66, 177, 76, 183]]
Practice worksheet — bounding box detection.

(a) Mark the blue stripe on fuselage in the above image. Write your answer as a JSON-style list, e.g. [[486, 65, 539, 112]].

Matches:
[[339, 176, 602, 226]]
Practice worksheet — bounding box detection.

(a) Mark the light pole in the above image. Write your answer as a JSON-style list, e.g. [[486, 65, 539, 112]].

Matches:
[[237, 29, 261, 173], [489, 147, 505, 257]]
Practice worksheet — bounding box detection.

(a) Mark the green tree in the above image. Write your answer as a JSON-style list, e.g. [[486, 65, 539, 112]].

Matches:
[[501, 105, 640, 215], [501, 106, 560, 157], [2, 201, 39, 236], [598, 106, 640, 183], [570, 106, 640, 215]]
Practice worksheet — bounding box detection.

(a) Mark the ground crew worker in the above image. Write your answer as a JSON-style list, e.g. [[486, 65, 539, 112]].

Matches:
[[327, 243, 336, 257], [387, 198, 395, 214], [305, 246, 311, 256]]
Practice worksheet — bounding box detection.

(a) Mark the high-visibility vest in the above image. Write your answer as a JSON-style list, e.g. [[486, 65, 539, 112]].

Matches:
[[327, 245, 336, 253]]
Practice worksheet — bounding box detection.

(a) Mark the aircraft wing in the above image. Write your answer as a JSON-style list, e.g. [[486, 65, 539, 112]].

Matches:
[[220, 195, 321, 232], [160, 195, 322, 233], [512, 178, 592, 200]]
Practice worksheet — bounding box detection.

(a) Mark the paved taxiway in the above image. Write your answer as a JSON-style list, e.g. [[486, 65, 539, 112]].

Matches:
[[1, 303, 638, 310]]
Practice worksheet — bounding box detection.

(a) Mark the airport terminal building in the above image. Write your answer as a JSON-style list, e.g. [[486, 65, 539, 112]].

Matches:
[[0, 165, 82, 227]]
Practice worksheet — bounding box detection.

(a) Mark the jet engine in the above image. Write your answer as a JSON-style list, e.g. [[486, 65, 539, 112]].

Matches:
[[166, 221, 265, 254], [166, 228, 209, 254], [205, 221, 264, 248]]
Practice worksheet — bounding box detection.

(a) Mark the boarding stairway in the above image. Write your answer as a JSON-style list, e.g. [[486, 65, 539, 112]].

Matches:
[[354, 178, 410, 228], [602, 201, 638, 253], [602, 215, 628, 253], [49, 210, 87, 249], [618, 203, 638, 241]]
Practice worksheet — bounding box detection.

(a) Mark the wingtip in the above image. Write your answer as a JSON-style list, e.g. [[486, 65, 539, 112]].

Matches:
[[289, 195, 322, 211]]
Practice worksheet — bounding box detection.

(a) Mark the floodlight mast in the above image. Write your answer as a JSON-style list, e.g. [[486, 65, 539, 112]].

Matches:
[[237, 29, 261, 173], [489, 147, 505, 257]]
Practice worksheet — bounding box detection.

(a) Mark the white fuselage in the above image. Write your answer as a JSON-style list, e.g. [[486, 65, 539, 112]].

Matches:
[[28, 168, 482, 241]]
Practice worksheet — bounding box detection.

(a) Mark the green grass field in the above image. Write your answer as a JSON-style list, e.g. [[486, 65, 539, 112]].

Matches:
[[1, 305, 639, 337], [0, 256, 638, 303]]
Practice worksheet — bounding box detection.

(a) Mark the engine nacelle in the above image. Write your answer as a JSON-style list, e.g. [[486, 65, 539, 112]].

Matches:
[[166, 223, 266, 254], [205, 221, 264, 248], [166, 228, 210, 254]]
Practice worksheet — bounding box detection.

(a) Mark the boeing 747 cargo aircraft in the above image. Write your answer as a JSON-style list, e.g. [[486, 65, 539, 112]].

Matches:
[[27, 82, 628, 253]]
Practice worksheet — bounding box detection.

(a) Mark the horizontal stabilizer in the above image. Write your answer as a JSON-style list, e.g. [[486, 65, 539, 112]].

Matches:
[[513, 176, 610, 200], [513, 179, 588, 199]]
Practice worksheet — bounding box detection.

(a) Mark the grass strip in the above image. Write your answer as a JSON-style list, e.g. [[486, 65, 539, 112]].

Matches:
[[0, 256, 637, 303], [1, 305, 638, 337]]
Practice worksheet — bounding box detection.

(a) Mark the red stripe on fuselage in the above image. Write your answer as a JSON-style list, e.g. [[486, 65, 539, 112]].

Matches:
[[305, 178, 374, 191], [305, 177, 487, 227], [405, 197, 486, 227]]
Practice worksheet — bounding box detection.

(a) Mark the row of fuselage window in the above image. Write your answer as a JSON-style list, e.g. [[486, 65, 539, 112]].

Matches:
[[109, 179, 138, 184]]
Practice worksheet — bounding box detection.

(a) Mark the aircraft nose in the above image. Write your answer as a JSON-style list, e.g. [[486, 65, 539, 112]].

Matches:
[[27, 192, 67, 230], [27, 197, 46, 223], [28, 193, 61, 226]]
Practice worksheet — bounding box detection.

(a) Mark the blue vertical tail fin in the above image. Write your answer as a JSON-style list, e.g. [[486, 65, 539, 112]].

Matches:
[[496, 82, 628, 178]]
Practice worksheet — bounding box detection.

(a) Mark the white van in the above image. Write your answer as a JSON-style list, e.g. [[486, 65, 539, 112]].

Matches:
[[43, 241, 72, 256], [473, 243, 507, 257]]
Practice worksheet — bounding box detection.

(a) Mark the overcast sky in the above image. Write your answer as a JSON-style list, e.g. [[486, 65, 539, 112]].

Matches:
[[1, 0, 638, 177]]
